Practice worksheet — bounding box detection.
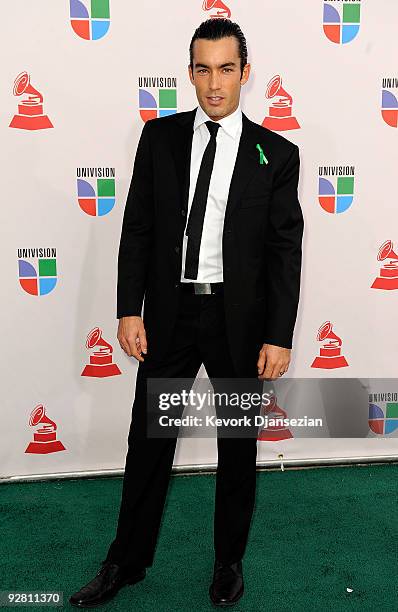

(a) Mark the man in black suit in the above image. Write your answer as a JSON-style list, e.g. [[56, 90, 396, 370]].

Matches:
[[70, 18, 303, 608]]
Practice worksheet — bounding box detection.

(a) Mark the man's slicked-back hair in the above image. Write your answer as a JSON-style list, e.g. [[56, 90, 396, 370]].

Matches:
[[189, 18, 248, 77]]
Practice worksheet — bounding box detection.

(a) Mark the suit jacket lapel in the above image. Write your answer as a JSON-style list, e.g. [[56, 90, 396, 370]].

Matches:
[[224, 112, 263, 222], [172, 109, 196, 213]]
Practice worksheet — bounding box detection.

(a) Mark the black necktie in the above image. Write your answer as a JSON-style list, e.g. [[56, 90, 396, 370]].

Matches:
[[184, 120, 221, 280]]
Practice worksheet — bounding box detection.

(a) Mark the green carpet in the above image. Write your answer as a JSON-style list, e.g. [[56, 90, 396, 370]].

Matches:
[[0, 464, 397, 611]]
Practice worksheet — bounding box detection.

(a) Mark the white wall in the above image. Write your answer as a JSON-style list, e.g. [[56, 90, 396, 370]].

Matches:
[[1, 1, 397, 479]]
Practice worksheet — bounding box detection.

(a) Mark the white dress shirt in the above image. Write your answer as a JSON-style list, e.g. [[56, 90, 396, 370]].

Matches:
[[180, 102, 243, 283]]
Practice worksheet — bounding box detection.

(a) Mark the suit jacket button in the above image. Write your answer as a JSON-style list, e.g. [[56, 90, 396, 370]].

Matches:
[[181, 209, 186, 216], [175, 246, 180, 253]]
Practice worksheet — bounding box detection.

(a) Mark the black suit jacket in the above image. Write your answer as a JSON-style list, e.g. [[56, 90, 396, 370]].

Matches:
[[117, 108, 304, 375]]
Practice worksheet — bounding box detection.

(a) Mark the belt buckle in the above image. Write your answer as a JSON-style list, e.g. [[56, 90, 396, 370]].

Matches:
[[194, 283, 212, 295]]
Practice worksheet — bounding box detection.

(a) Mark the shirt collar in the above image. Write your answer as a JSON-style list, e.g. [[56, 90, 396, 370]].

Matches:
[[194, 102, 242, 139]]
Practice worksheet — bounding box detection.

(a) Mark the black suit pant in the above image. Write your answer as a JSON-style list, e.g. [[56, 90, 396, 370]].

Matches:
[[104, 287, 261, 571]]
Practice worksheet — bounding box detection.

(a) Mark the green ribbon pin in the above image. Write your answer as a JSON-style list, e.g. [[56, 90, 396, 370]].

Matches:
[[256, 143, 268, 165]]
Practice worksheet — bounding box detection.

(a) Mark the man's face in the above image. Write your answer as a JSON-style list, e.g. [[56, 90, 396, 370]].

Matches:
[[188, 36, 250, 121]]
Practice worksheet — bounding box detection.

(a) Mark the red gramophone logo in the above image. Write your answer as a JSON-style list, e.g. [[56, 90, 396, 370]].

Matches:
[[25, 404, 66, 454], [371, 240, 398, 290], [257, 394, 293, 442], [262, 75, 300, 131], [311, 321, 349, 369], [81, 326, 121, 377], [9, 71, 53, 131], [202, 0, 231, 19]]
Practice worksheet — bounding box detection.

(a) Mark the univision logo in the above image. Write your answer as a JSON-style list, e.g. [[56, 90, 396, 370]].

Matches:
[[70, 0, 110, 40], [381, 78, 398, 128], [18, 248, 57, 296], [369, 393, 398, 435], [76, 167, 115, 216], [138, 77, 177, 122], [323, 0, 361, 45], [318, 165, 355, 214]]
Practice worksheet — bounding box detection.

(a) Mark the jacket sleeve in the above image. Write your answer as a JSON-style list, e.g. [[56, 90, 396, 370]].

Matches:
[[117, 120, 154, 318], [263, 144, 304, 348]]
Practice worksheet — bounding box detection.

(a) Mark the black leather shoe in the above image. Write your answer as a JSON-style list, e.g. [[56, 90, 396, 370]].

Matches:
[[69, 561, 146, 608], [209, 560, 244, 607]]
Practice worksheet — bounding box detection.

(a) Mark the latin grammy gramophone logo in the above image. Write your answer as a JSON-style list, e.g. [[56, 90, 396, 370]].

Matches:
[[323, 0, 361, 45], [311, 321, 349, 369], [25, 404, 66, 454], [369, 396, 398, 436], [371, 240, 398, 290], [69, 0, 110, 40], [257, 394, 293, 442], [81, 327, 121, 377], [318, 166, 355, 214], [18, 248, 57, 296], [138, 76, 177, 122], [381, 78, 398, 128], [262, 75, 300, 132], [9, 72, 53, 131], [76, 168, 116, 216], [202, 0, 231, 19]]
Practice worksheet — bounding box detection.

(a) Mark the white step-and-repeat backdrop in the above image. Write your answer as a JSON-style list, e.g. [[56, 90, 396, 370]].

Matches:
[[2, 1, 397, 479]]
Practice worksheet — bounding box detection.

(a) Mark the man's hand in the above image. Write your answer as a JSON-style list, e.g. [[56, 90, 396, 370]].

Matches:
[[257, 343, 291, 380], [117, 316, 147, 362]]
